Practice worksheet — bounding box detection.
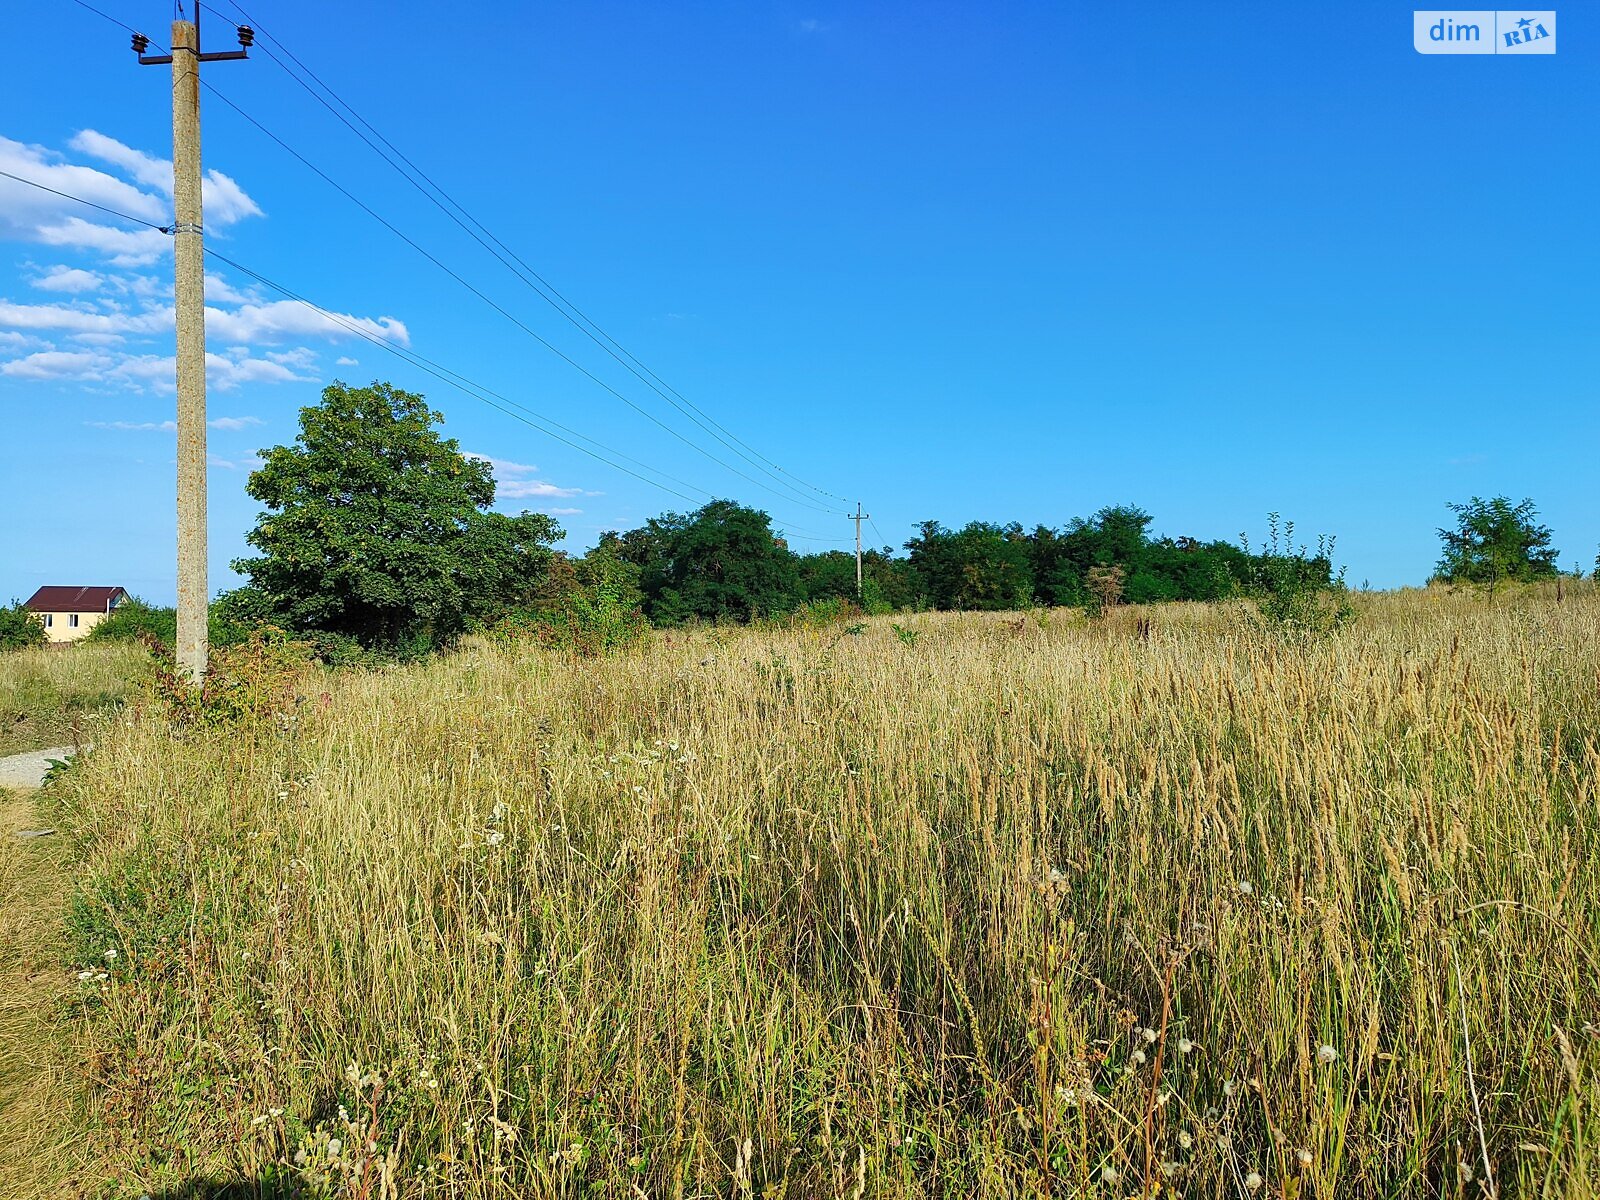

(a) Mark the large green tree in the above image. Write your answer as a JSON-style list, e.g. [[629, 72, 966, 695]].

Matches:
[[905, 521, 1035, 610], [1435, 496, 1559, 589], [235, 382, 562, 648], [613, 500, 800, 625]]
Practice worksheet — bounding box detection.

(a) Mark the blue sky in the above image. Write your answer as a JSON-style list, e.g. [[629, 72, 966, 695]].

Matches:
[[2, 2, 1594, 602]]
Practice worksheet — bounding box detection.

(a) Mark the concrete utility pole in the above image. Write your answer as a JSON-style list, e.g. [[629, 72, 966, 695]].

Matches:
[[135, 7, 251, 683], [851, 502, 871, 598]]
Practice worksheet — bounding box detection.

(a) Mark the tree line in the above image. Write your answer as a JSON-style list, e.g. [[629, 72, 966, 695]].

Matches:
[[1, 382, 1584, 656]]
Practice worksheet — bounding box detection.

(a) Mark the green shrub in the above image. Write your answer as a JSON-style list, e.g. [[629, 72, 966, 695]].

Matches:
[[1241, 513, 1354, 639], [0, 600, 46, 652], [86, 597, 176, 645], [144, 626, 315, 726]]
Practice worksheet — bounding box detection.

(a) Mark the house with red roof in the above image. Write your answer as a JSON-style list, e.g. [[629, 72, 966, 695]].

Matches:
[[23, 586, 127, 644]]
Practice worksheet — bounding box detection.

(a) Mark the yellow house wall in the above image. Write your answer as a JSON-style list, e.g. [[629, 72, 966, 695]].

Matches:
[[38, 610, 109, 644]]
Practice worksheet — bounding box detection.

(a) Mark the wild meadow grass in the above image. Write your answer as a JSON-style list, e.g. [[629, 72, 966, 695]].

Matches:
[[0, 641, 148, 757], [39, 585, 1600, 1197]]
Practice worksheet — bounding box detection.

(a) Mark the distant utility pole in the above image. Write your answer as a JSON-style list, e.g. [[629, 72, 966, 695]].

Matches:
[[134, 6, 252, 683], [851, 502, 871, 598]]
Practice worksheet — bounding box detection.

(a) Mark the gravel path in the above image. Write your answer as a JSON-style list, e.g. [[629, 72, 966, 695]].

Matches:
[[0, 746, 86, 792]]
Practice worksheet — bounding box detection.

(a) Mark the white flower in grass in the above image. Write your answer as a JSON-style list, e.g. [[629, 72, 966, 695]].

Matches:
[[485, 829, 505, 847], [103, 948, 117, 960], [327, 1138, 343, 1157], [1237, 880, 1254, 895], [1296, 1148, 1313, 1167], [1141, 1026, 1158, 1044], [1131, 1049, 1147, 1065], [1178, 1130, 1192, 1150], [1317, 1043, 1339, 1064], [1246, 1170, 1263, 1192], [1100, 1165, 1119, 1184], [1177, 1037, 1196, 1054], [1223, 1078, 1239, 1097]]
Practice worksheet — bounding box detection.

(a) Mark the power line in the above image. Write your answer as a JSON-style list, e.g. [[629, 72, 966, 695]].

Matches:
[[0, 166, 848, 541], [67, 0, 148, 39], [191, 70, 843, 519], [207, 0, 853, 510], [867, 515, 896, 552], [0, 166, 172, 231]]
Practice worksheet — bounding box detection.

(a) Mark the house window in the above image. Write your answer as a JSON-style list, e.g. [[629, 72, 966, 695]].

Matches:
[[44, 614, 52, 628], [69, 614, 79, 628]]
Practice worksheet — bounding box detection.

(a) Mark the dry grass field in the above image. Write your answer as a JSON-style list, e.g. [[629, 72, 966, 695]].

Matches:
[[9, 586, 1599, 1197], [0, 641, 148, 758]]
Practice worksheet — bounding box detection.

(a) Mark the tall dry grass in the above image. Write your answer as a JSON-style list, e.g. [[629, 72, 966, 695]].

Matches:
[[44, 586, 1600, 1197], [0, 641, 148, 757]]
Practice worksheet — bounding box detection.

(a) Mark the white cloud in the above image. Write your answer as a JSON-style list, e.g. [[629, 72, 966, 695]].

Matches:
[[0, 299, 171, 337], [543, 507, 583, 515], [334, 356, 358, 367], [69, 130, 263, 225], [465, 451, 585, 500], [498, 478, 583, 499], [32, 266, 104, 294], [208, 453, 264, 471], [466, 451, 538, 474], [87, 419, 177, 432], [204, 273, 257, 304], [206, 300, 408, 347], [88, 414, 265, 432], [0, 133, 407, 396], [2, 350, 114, 381], [35, 217, 171, 267]]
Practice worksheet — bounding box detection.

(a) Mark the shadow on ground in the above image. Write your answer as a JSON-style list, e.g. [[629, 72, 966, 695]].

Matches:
[[139, 1183, 295, 1200]]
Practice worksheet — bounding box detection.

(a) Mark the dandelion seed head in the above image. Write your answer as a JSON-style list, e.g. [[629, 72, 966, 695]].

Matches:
[[1317, 1043, 1339, 1064], [1246, 1170, 1263, 1192]]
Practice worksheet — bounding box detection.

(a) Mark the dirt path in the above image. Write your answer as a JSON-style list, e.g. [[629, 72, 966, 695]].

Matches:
[[0, 783, 86, 1197], [0, 745, 87, 793]]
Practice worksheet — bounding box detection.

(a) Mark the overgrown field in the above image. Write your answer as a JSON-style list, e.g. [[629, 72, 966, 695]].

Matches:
[[0, 642, 147, 758], [36, 587, 1600, 1197]]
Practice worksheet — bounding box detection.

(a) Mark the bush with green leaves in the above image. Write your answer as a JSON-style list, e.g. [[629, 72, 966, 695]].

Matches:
[[0, 600, 46, 652], [1240, 513, 1354, 639], [1434, 495, 1560, 592]]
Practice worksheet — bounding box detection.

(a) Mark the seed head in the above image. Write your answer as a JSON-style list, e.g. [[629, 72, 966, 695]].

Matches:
[[1246, 1171, 1263, 1192], [1317, 1043, 1339, 1064]]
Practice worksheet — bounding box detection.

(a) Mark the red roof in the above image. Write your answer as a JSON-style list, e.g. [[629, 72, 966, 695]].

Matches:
[[24, 586, 127, 613]]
